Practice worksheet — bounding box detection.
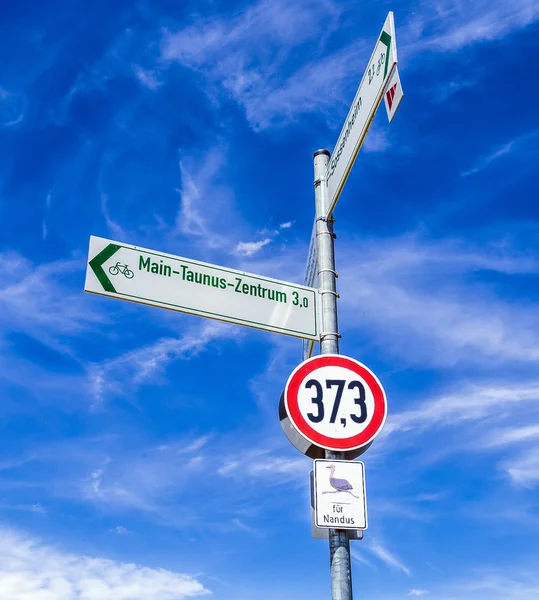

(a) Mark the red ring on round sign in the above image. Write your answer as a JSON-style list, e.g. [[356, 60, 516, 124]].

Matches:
[[284, 354, 387, 451]]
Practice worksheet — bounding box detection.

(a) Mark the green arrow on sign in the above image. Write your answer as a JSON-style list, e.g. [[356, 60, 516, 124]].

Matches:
[[89, 243, 121, 293], [379, 31, 392, 79]]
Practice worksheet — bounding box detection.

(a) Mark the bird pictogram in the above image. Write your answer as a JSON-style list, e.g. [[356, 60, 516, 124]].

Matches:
[[323, 464, 359, 499]]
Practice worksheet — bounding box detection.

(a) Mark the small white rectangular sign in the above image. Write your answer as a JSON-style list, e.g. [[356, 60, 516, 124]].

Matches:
[[302, 220, 318, 359], [325, 12, 398, 217], [384, 66, 403, 123], [314, 459, 367, 530], [304, 220, 318, 289], [85, 236, 319, 341]]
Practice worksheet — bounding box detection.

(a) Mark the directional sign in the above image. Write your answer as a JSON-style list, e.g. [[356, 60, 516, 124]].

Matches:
[[283, 354, 387, 451], [302, 220, 318, 360], [314, 459, 367, 530], [384, 66, 403, 123], [326, 12, 398, 217], [85, 236, 319, 341]]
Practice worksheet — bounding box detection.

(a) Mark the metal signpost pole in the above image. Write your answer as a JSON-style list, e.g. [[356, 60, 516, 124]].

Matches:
[[313, 149, 353, 600]]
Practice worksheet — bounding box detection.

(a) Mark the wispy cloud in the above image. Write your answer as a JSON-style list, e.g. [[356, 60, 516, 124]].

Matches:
[[176, 147, 234, 252], [461, 129, 539, 176], [132, 65, 162, 90], [501, 447, 539, 488], [338, 233, 539, 366], [366, 539, 411, 576], [0, 252, 106, 354], [100, 193, 127, 240], [88, 320, 240, 406], [0, 88, 24, 126], [0, 527, 209, 599], [409, 590, 430, 597], [403, 0, 539, 54], [112, 525, 131, 535], [234, 238, 272, 257], [386, 382, 539, 436], [421, 569, 539, 600], [482, 424, 539, 448], [218, 448, 307, 483], [160, 0, 354, 130], [350, 548, 376, 569]]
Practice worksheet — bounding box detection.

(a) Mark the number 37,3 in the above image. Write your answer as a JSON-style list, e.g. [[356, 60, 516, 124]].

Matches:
[[305, 379, 367, 425]]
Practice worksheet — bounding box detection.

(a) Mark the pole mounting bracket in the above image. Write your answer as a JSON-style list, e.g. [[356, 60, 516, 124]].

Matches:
[[318, 268, 338, 278], [319, 331, 342, 341], [318, 289, 340, 298]]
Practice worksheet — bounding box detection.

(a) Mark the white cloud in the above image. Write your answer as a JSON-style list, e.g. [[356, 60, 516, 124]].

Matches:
[[160, 0, 353, 130], [423, 570, 539, 600], [133, 65, 162, 90], [279, 222, 293, 229], [100, 193, 127, 241], [483, 424, 539, 448], [180, 436, 212, 454], [234, 238, 272, 257], [0, 87, 24, 126], [362, 128, 390, 153], [337, 234, 539, 366], [386, 383, 539, 436], [218, 449, 307, 482], [155, 0, 539, 133], [112, 526, 131, 535], [409, 590, 429, 597], [501, 447, 539, 488], [403, 0, 539, 54], [0, 252, 106, 355], [0, 528, 209, 600], [231, 518, 256, 533], [42, 191, 52, 240], [176, 147, 235, 252], [461, 129, 539, 176], [88, 320, 240, 405], [366, 540, 411, 576], [350, 549, 375, 569]]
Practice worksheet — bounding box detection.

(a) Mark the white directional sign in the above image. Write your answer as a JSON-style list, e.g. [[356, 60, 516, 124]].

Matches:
[[85, 236, 319, 341], [314, 459, 367, 530], [326, 12, 398, 217], [284, 354, 387, 451]]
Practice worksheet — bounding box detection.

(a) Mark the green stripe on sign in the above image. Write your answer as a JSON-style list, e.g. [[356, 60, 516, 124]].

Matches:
[[379, 31, 392, 79], [89, 243, 121, 293]]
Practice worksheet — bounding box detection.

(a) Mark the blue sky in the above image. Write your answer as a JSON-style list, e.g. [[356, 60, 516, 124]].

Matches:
[[1, 0, 539, 598]]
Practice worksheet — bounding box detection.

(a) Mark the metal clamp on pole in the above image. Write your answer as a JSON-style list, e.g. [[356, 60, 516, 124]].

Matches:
[[319, 331, 342, 341], [318, 268, 339, 278], [318, 289, 340, 298]]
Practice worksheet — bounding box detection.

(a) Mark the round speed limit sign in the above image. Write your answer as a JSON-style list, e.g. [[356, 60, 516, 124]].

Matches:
[[284, 354, 387, 452]]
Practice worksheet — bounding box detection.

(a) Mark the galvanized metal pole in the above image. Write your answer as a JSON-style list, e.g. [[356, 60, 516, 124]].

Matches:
[[313, 149, 353, 600]]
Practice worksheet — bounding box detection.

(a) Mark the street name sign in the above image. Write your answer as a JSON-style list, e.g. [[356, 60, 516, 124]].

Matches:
[[85, 235, 319, 341], [314, 459, 367, 530], [283, 354, 387, 451], [325, 12, 398, 217]]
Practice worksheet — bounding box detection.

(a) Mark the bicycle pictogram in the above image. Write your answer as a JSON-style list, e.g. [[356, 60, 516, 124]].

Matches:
[[108, 262, 134, 279]]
